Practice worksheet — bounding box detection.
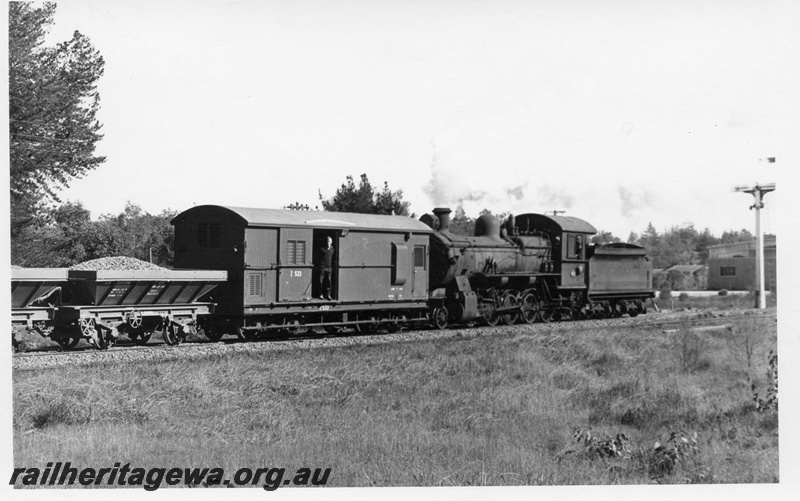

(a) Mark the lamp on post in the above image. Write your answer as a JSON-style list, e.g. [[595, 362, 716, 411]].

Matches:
[[733, 182, 775, 309]]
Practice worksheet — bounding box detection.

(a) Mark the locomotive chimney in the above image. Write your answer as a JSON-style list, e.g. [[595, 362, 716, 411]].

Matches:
[[433, 207, 452, 233]]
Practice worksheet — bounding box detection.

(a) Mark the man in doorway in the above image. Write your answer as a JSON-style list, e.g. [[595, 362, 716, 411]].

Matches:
[[318, 236, 334, 300]]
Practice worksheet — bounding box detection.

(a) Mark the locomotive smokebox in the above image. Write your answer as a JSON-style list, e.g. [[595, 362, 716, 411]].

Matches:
[[433, 207, 452, 233]]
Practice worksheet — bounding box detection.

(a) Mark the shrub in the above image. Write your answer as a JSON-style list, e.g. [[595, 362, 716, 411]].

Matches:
[[678, 292, 689, 302], [659, 286, 672, 300], [670, 320, 707, 374], [568, 427, 632, 459], [638, 431, 700, 480], [753, 351, 778, 412], [718, 289, 728, 296]]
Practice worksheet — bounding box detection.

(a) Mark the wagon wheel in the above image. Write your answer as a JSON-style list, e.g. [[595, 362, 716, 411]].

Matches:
[[131, 330, 153, 346], [500, 292, 520, 325], [323, 325, 343, 335], [55, 335, 80, 350], [431, 307, 448, 330], [520, 293, 539, 324], [80, 318, 101, 348], [32, 321, 54, 338], [162, 322, 184, 345], [204, 324, 225, 342], [354, 316, 378, 334], [284, 317, 308, 336], [236, 325, 257, 342], [126, 310, 143, 329], [386, 321, 401, 333]]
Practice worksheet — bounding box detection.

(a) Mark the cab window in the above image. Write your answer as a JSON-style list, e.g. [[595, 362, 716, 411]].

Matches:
[[566, 234, 585, 259]]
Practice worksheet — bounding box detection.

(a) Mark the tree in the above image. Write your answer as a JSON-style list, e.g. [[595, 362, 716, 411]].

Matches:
[[448, 205, 475, 235], [591, 230, 621, 245], [11, 201, 177, 268], [374, 182, 411, 216], [319, 174, 410, 216], [9, 2, 105, 234], [720, 229, 754, 245]]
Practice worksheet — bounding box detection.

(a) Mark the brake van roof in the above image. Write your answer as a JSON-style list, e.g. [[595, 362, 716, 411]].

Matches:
[[172, 205, 434, 234]]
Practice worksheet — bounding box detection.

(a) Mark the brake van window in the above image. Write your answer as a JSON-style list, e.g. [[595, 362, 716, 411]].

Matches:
[[198, 223, 221, 248]]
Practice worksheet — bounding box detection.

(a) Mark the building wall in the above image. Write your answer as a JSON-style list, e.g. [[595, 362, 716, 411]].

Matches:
[[707, 256, 776, 291], [707, 237, 776, 291]]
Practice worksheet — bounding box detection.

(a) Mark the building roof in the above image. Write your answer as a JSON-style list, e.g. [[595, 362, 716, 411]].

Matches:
[[707, 235, 776, 250], [665, 264, 707, 274], [173, 205, 434, 234]]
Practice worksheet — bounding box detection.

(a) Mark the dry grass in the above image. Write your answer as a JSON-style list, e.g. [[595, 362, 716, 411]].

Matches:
[[12, 312, 778, 487]]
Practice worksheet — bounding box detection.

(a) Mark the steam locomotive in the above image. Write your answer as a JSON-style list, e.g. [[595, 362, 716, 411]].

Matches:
[[12, 205, 654, 349], [422, 208, 653, 329]]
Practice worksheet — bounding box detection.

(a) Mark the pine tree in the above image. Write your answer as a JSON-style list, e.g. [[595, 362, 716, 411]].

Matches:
[[9, 2, 106, 234], [320, 174, 410, 215]]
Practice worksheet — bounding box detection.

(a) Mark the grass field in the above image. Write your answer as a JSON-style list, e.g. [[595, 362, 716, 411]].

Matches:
[[12, 310, 778, 487]]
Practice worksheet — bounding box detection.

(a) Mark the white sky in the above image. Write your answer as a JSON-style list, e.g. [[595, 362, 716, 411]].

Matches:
[[40, 0, 798, 238]]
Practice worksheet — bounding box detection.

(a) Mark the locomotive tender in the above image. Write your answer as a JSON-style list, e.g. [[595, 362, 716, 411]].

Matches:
[[11, 204, 654, 349]]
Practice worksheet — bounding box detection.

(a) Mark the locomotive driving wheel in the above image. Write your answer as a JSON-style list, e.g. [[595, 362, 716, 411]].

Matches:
[[480, 302, 500, 326], [520, 293, 539, 324], [500, 292, 520, 325]]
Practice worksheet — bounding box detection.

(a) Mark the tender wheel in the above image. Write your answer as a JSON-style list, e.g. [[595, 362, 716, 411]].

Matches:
[[521, 293, 539, 324], [500, 292, 520, 325], [431, 307, 448, 330], [55, 336, 80, 350]]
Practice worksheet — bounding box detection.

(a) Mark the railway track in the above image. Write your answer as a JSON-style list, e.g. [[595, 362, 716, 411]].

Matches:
[[12, 308, 777, 371]]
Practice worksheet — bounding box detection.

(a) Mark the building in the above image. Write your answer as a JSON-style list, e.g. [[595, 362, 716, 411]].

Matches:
[[706, 236, 776, 291], [664, 264, 708, 290]]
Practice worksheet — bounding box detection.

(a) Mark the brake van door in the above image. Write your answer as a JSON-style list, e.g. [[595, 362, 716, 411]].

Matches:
[[278, 228, 313, 301], [244, 228, 278, 305]]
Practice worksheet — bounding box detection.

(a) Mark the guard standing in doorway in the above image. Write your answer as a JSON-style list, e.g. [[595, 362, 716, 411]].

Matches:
[[318, 236, 334, 300]]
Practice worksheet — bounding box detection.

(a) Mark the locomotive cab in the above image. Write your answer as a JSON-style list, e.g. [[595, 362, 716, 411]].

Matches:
[[513, 213, 596, 290]]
